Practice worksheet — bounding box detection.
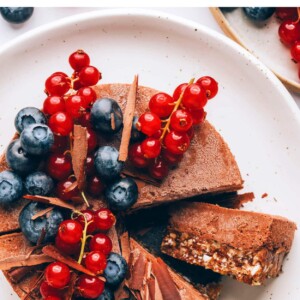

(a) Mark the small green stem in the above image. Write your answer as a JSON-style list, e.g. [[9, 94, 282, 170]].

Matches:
[[159, 78, 195, 142], [81, 191, 90, 207]]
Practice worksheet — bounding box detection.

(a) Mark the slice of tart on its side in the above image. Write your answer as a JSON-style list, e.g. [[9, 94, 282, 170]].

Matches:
[[94, 84, 244, 211], [161, 202, 297, 285]]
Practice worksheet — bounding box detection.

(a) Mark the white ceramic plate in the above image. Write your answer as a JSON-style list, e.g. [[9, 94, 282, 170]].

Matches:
[[0, 8, 299, 300], [211, 7, 300, 93]]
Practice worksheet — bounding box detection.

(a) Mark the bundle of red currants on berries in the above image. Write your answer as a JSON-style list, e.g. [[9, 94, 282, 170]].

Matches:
[[0, 49, 217, 299]]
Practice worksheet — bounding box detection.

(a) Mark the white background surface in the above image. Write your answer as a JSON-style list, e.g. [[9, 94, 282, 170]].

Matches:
[[1, 7, 300, 106], [0, 7, 300, 300]]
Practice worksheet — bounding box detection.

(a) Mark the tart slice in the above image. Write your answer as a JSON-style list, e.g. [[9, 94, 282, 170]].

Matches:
[[161, 202, 297, 285], [124, 237, 220, 300]]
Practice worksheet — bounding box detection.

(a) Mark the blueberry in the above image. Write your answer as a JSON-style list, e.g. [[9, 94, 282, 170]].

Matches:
[[90, 98, 123, 134], [97, 288, 115, 300], [14, 107, 46, 134], [0, 171, 23, 205], [130, 116, 145, 142], [0, 7, 34, 24], [20, 124, 54, 156], [19, 202, 63, 244], [104, 252, 127, 289], [243, 7, 275, 21], [6, 139, 41, 176], [94, 146, 123, 181], [105, 177, 138, 211], [220, 7, 237, 13], [24, 172, 53, 196]]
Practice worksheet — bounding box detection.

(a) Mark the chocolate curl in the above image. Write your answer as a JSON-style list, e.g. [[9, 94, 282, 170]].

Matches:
[[118, 75, 138, 162], [71, 125, 88, 190], [23, 195, 75, 210]]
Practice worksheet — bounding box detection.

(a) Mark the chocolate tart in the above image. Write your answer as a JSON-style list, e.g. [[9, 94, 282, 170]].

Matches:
[[161, 202, 297, 285], [0, 83, 243, 299]]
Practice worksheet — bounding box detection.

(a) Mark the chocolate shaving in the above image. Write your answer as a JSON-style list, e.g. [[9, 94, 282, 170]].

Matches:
[[22, 271, 44, 300], [23, 194, 75, 210], [7, 266, 35, 284], [152, 258, 181, 300], [31, 207, 54, 221], [122, 169, 160, 187], [65, 272, 78, 300], [111, 113, 116, 130], [129, 252, 146, 290], [120, 232, 131, 262], [71, 125, 88, 190], [37, 228, 46, 247], [107, 226, 121, 255], [42, 245, 99, 277], [119, 75, 138, 162], [0, 254, 53, 270]]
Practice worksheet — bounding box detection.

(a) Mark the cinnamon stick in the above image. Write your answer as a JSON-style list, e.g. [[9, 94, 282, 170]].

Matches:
[[7, 266, 35, 284], [31, 207, 54, 220], [0, 254, 53, 270], [23, 195, 75, 210], [65, 272, 78, 300], [118, 75, 138, 162], [71, 125, 88, 190], [42, 245, 105, 279]]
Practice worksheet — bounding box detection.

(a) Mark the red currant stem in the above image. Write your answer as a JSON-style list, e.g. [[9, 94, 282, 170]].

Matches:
[[81, 191, 90, 207], [159, 78, 195, 142]]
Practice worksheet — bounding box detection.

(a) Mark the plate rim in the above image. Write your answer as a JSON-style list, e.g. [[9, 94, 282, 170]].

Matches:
[[210, 7, 300, 94]]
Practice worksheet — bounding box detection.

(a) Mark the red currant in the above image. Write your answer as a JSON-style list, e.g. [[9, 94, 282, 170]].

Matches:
[[151, 129, 162, 139], [43, 96, 66, 115], [46, 153, 72, 180], [79, 66, 101, 86], [276, 7, 298, 21], [148, 158, 169, 180], [94, 208, 116, 231], [86, 154, 96, 175], [49, 112, 73, 136], [40, 281, 62, 298], [291, 41, 300, 62], [278, 20, 300, 46], [78, 111, 91, 128], [182, 83, 207, 110], [73, 78, 83, 91], [161, 149, 183, 166], [75, 210, 97, 234], [45, 262, 70, 289], [87, 128, 98, 152], [173, 83, 188, 100], [149, 92, 175, 118], [137, 112, 161, 136], [50, 134, 69, 153], [141, 137, 161, 158], [58, 219, 83, 244], [77, 87, 97, 107], [196, 76, 218, 99], [45, 73, 70, 96], [170, 109, 193, 132], [129, 143, 150, 168], [76, 275, 104, 299], [164, 131, 190, 155], [65, 95, 87, 119], [56, 177, 79, 201], [55, 235, 80, 256], [44, 296, 62, 300], [69, 50, 90, 71], [89, 233, 112, 255], [188, 108, 206, 125], [87, 175, 105, 196], [85, 251, 107, 274]]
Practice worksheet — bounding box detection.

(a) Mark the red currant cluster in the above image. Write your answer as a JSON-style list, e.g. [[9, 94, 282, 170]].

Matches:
[[42, 51, 104, 203], [277, 8, 300, 78], [129, 76, 218, 180], [44, 50, 101, 136], [41, 208, 115, 299]]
